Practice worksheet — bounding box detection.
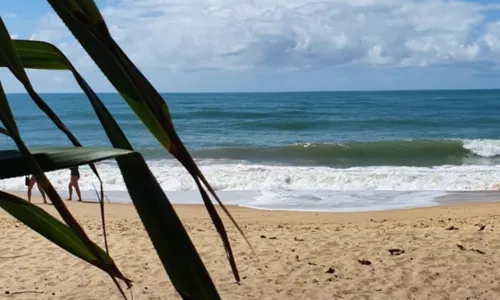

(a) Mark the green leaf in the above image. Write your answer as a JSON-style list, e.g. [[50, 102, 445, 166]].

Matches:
[[0, 35, 226, 297], [7, 39, 133, 150], [0, 82, 131, 289], [6, 35, 223, 298], [0, 147, 133, 180], [116, 153, 223, 299], [2, 33, 224, 297], [1, 40, 68, 70], [46, 0, 254, 285], [0, 19, 107, 180], [2, 3, 257, 297], [0, 21, 128, 292], [0, 191, 125, 277], [3, 39, 134, 271], [0, 19, 30, 82]]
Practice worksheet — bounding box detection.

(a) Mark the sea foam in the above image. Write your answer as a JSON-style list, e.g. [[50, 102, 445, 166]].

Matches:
[[3, 139, 500, 212], [2, 157, 500, 193]]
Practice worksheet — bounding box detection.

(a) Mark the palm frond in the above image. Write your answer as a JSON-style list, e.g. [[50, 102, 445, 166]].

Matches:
[[47, 0, 254, 281], [0, 82, 131, 290], [0, 147, 132, 179], [0, 1, 254, 297], [0, 190, 126, 278], [0, 146, 134, 281], [3, 37, 227, 297], [0, 19, 132, 294]]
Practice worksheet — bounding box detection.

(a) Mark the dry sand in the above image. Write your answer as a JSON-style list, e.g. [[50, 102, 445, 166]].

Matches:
[[1, 196, 500, 300]]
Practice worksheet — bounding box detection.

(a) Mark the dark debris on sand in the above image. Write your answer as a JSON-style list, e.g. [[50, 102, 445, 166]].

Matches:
[[388, 248, 405, 256], [357, 259, 372, 266]]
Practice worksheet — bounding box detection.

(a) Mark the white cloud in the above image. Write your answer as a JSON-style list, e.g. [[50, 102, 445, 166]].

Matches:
[[482, 21, 500, 52], [29, 13, 69, 43], [24, 0, 500, 72]]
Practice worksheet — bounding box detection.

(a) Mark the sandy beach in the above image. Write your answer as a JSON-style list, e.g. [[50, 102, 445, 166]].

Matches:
[[1, 196, 500, 300]]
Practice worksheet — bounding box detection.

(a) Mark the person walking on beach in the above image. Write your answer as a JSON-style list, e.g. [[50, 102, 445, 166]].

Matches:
[[26, 175, 47, 204], [67, 166, 82, 201]]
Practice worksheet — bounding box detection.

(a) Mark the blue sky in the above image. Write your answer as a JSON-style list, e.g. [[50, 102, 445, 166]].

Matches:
[[1, 0, 500, 92]]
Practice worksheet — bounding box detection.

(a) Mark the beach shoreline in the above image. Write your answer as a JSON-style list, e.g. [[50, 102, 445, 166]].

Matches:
[[3, 192, 500, 222], [11, 188, 500, 213], [2, 195, 500, 299]]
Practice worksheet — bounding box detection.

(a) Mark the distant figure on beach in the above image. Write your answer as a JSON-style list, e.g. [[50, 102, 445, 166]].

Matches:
[[26, 175, 47, 204], [66, 166, 82, 201]]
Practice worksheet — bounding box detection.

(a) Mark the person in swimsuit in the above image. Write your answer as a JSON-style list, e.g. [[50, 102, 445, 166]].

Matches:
[[66, 166, 82, 201], [27, 175, 47, 204]]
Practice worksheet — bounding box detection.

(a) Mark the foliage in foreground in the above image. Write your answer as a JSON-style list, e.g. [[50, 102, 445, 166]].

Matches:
[[0, 1, 251, 299]]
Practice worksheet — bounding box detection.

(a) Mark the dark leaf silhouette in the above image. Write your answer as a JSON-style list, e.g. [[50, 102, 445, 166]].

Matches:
[[0, 1, 254, 297]]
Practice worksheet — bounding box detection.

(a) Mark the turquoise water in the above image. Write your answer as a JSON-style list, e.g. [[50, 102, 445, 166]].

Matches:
[[2, 90, 500, 211]]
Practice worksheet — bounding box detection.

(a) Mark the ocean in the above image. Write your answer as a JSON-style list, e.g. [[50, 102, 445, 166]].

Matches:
[[2, 90, 500, 211]]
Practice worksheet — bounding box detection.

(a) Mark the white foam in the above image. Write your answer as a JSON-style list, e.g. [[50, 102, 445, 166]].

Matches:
[[463, 139, 500, 157], [243, 190, 446, 212], [5, 139, 500, 212], [8, 159, 500, 212], [23, 188, 446, 212], [3, 159, 500, 193]]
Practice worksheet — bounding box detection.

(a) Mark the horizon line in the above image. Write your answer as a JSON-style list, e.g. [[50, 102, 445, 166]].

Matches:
[[4, 87, 500, 95]]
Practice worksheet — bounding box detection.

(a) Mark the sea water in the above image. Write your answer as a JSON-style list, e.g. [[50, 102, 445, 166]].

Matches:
[[2, 90, 500, 211]]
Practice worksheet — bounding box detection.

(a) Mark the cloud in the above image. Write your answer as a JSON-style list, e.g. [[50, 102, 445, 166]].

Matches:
[[29, 13, 68, 42], [21, 0, 500, 73]]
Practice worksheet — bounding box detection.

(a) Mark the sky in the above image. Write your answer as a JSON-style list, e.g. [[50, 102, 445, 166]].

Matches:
[[1, 0, 500, 93]]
